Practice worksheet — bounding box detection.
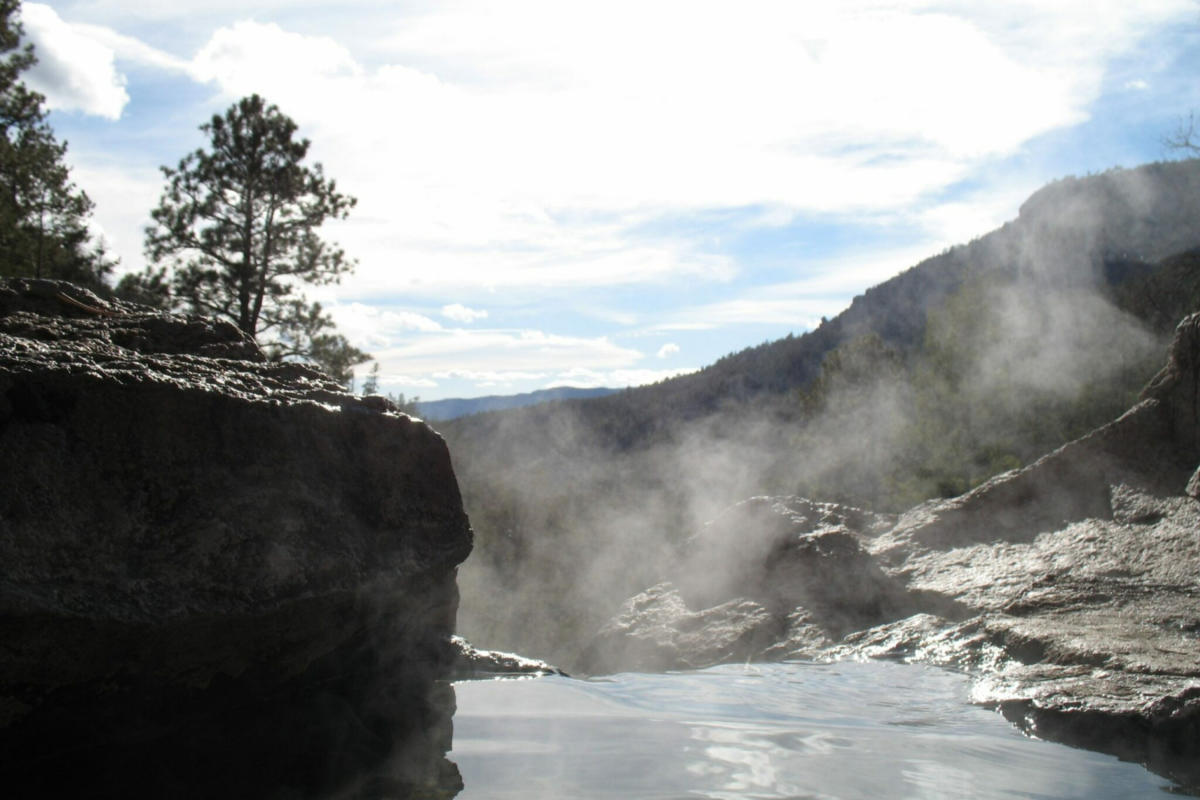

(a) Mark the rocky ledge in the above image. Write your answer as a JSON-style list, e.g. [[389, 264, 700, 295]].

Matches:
[[586, 312, 1200, 792], [0, 280, 472, 798]]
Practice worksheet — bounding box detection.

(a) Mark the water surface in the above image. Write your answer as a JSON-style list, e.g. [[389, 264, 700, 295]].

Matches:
[[452, 660, 1175, 799]]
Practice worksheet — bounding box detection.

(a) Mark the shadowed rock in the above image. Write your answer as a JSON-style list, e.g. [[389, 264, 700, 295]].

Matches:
[[0, 279, 471, 798]]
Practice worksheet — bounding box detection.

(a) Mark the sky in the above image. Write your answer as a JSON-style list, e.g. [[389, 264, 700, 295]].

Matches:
[[19, 0, 1200, 400]]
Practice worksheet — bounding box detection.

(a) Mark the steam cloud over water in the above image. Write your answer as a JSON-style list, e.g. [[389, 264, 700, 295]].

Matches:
[[442, 160, 1200, 670]]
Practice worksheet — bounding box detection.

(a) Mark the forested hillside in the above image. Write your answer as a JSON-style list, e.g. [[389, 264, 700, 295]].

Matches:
[[0, 0, 112, 290], [442, 159, 1200, 668]]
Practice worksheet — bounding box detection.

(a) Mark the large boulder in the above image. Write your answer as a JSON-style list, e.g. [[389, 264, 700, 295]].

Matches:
[[678, 496, 911, 630], [0, 279, 472, 798], [580, 497, 919, 673], [852, 313, 1200, 789], [582, 583, 783, 673]]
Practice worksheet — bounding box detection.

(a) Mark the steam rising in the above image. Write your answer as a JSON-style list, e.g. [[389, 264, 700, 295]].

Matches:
[[443, 161, 1200, 670]]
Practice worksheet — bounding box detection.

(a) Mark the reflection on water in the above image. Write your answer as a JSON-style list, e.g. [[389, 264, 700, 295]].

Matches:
[[6, 661, 1182, 797], [1, 673, 462, 799], [451, 661, 1178, 799]]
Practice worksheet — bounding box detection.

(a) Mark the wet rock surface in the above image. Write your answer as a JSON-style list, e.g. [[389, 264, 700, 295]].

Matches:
[[449, 635, 567, 678], [583, 583, 783, 673], [587, 312, 1200, 792], [679, 496, 904, 624], [0, 279, 473, 798]]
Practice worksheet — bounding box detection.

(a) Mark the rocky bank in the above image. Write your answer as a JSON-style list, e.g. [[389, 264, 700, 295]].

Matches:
[[586, 312, 1200, 792], [0, 279, 473, 798]]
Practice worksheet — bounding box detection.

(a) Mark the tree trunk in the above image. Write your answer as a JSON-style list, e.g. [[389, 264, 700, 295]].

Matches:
[[239, 187, 256, 336]]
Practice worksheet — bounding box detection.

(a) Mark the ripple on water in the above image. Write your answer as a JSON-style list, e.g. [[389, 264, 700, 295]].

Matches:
[[451, 661, 1178, 800]]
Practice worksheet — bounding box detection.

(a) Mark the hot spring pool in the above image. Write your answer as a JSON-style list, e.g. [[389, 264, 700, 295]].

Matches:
[[451, 660, 1179, 799]]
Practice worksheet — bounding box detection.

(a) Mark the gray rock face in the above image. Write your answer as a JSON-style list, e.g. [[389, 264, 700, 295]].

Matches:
[[683, 497, 927, 633], [450, 635, 567, 678], [583, 583, 783, 673], [587, 312, 1200, 791], [0, 279, 472, 797], [582, 498, 910, 673]]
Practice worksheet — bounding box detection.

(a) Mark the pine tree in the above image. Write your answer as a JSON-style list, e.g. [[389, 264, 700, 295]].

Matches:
[[145, 94, 368, 383], [361, 361, 380, 396], [0, 0, 106, 288]]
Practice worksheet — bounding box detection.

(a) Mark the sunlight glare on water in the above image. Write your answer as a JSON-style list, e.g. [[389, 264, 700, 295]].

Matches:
[[451, 660, 1174, 799]]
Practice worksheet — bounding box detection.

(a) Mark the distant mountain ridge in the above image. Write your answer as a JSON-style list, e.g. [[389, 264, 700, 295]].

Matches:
[[618, 160, 1200, 432], [444, 158, 1200, 669], [444, 159, 1200, 448], [416, 386, 618, 421]]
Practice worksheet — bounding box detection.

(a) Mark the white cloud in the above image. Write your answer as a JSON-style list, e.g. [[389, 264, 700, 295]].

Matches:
[[338, 319, 646, 387], [341, 238, 737, 297], [375, 363, 695, 396], [71, 23, 191, 73], [1125, 79, 1150, 91], [329, 302, 442, 347], [385, 310, 442, 332], [55, 1, 1198, 300], [354, 368, 437, 389], [649, 242, 952, 334], [190, 20, 359, 97], [765, 245, 947, 298], [22, 3, 129, 119], [915, 179, 1039, 248], [432, 369, 548, 384], [656, 343, 680, 359], [441, 303, 488, 323], [36, 0, 1200, 400], [149, 1, 1188, 296], [551, 366, 697, 389], [648, 322, 714, 332], [662, 299, 830, 331], [585, 307, 639, 326], [67, 161, 161, 272]]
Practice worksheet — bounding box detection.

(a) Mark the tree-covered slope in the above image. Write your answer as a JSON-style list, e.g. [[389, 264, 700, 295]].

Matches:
[[452, 160, 1200, 451], [442, 159, 1200, 666]]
